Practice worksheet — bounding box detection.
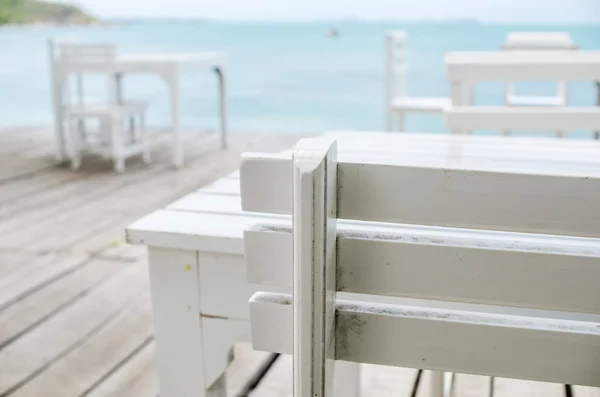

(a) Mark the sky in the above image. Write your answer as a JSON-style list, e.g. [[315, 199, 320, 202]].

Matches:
[[61, 0, 600, 23]]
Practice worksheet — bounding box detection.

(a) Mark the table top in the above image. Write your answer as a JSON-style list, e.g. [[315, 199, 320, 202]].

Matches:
[[57, 51, 226, 73], [117, 51, 226, 65], [126, 131, 600, 254]]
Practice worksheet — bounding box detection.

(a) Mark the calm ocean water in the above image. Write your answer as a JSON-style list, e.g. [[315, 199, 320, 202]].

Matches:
[[0, 21, 599, 134]]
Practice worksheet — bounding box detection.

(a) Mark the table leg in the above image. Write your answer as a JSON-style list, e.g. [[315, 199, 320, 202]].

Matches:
[[169, 70, 184, 168], [148, 248, 224, 397], [50, 66, 67, 162], [214, 66, 228, 149], [595, 82, 600, 140]]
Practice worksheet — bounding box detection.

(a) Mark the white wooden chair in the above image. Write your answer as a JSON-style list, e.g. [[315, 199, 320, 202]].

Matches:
[[386, 31, 451, 132], [240, 115, 600, 396], [501, 32, 578, 137], [51, 41, 150, 172]]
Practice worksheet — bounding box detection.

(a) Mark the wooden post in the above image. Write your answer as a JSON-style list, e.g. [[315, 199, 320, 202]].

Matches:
[[147, 248, 226, 397], [595, 81, 600, 140], [214, 66, 228, 149], [293, 138, 338, 397]]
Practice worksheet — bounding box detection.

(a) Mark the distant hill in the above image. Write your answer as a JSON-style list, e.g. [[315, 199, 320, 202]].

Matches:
[[0, 0, 98, 25]]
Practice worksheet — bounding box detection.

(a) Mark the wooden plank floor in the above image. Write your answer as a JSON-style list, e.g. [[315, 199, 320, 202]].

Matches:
[[0, 127, 595, 397], [0, 127, 302, 397]]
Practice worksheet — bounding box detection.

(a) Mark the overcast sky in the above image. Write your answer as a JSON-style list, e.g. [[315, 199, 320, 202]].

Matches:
[[61, 0, 600, 23]]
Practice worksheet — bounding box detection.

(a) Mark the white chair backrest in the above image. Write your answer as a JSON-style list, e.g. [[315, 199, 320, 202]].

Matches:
[[386, 31, 407, 102], [501, 32, 578, 51], [445, 106, 600, 134], [240, 136, 600, 396], [49, 39, 119, 106], [57, 42, 117, 65], [500, 32, 578, 105]]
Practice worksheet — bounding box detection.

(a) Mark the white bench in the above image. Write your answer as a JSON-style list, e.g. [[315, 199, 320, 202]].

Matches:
[[242, 135, 600, 397], [127, 131, 600, 397]]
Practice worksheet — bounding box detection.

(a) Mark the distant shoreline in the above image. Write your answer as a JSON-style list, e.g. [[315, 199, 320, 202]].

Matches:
[[1, 18, 599, 29], [0, 0, 99, 26]]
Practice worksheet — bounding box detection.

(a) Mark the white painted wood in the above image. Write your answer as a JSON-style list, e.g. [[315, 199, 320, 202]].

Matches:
[[429, 371, 445, 397], [242, 135, 600, 397], [501, 32, 577, 50], [500, 32, 577, 136], [50, 40, 228, 166], [416, 372, 455, 397], [245, 225, 600, 314], [446, 107, 600, 132], [446, 50, 600, 135], [240, 154, 600, 238], [332, 361, 360, 397], [449, 374, 492, 397], [147, 248, 227, 397], [201, 317, 248, 393], [292, 138, 338, 397], [65, 102, 150, 172], [249, 292, 600, 387], [573, 386, 600, 397], [50, 41, 152, 172], [445, 51, 600, 82], [244, 226, 600, 315], [493, 378, 565, 397], [386, 31, 450, 131], [200, 178, 241, 195]]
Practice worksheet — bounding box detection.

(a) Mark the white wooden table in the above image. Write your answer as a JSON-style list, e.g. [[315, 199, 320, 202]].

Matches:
[[51, 52, 228, 167], [126, 131, 600, 397]]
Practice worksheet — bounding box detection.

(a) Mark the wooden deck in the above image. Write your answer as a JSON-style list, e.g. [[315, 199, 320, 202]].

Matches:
[[0, 127, 598, 397]]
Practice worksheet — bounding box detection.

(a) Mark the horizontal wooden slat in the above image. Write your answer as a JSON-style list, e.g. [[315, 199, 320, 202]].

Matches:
[[244, 226, 600, 314], [445, 50, 600, 81], [446, 107, 600, 131], [249, 292, 600, 387], [240, 153, 600, 238]]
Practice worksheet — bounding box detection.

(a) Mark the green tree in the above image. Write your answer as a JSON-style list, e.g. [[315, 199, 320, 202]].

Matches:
[[0, 0, 26, 23]]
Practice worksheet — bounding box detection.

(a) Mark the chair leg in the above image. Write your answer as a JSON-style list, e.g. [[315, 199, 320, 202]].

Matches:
[[114, 158, 125, 173], [397, 111, 405, 132], [141, 112, 151, 164], [386, 106, 393, 132], [69, 117, 82, 171], [111, 116, 125, 173]]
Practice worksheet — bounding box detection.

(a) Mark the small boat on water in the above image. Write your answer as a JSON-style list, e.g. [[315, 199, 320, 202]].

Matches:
[[327, 28, 339, 38]]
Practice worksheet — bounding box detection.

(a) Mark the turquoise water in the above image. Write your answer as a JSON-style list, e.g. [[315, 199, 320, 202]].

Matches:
[[1, 21, 599, 134]]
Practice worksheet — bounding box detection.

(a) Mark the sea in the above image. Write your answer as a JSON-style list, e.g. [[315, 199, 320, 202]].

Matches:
[[0, 21, 599, 135]]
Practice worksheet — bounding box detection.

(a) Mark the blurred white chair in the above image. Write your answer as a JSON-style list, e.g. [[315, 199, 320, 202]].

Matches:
[[51, 41, 150, 172], [386, 31, 451, 132], [501, 32, 578, 136]]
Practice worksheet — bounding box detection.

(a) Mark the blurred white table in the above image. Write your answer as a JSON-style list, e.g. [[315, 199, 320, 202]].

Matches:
[[51, 51, 228, 167]]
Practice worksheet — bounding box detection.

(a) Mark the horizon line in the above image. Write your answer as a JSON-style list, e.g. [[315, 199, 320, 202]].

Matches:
[[101, 17, 600, 25]]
